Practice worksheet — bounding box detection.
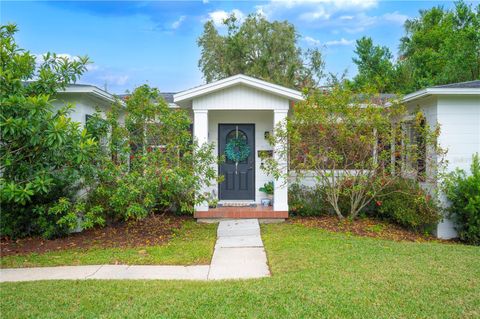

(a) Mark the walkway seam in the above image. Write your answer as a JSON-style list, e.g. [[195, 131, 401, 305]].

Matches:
[[85, 265, 104, 279]]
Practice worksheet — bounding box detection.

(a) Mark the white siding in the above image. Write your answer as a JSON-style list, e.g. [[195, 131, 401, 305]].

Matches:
[[437, 95, 480, 173], [207, 110, 274, 203], [52, 93, 125, 127], [408, 94, 480, 239], [193, 85, 289, 111]]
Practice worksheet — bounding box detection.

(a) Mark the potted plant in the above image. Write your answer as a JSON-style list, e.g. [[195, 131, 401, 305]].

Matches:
[[259, 181, 274, 206]]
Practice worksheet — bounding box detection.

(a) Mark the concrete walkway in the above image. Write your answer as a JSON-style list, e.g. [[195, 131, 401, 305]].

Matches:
[[0, 219, 270, 282]]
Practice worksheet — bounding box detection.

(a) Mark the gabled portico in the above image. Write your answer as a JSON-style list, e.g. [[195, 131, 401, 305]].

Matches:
[[174, 74, 303, 219]]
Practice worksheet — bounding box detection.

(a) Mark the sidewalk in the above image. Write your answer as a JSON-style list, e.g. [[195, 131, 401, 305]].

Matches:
[[0, 219, 270, 282]]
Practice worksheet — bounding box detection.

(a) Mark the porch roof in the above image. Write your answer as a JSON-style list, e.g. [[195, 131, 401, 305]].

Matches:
[[173, 74, 304, 108]]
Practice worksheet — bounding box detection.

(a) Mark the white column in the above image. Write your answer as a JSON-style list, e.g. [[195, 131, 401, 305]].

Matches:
[[193, 109, 209, 212], [273, 109, 289, 212]]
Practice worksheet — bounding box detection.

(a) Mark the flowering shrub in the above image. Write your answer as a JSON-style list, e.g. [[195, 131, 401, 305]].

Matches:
[[374, 178, 441, 232], [82, 85, 219, 225], [264, 84, 442, 220]]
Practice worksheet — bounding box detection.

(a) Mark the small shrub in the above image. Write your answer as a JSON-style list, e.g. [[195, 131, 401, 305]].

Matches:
[[374, 178, 441, 232], [443, 154, 480, 245], [288, 183, 330, 216], [259, 181, 274, 195]]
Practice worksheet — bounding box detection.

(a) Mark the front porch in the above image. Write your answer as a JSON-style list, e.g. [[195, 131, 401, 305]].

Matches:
[[173, 75, 304, 219]]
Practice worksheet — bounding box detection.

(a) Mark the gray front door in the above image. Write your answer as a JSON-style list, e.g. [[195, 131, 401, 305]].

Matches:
[[218, 124, 255, 200]]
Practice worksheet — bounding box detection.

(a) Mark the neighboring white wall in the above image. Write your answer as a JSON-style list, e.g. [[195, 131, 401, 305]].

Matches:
[[408, 94, 480, 239], [193, 85, 289, 111], [52, 93, 125, 126], [436, 95, 480, 239], [437, 95, 480, 173], [207, 110, 274, 203]]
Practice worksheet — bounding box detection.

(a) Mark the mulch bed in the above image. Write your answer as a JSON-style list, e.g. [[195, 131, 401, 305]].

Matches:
[[290, 215, 456, 243], [1, 214, 190, 257]]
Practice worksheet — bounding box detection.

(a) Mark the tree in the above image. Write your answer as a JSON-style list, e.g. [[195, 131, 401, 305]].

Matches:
[[351, 37, 397, 93], [263, 84, 442, 219], [399, 1, 480, 90], [198, 13, 324, 89], [0, 24, 97, 238]]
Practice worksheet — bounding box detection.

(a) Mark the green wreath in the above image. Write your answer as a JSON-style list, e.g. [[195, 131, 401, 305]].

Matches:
[[225, 138, 250, 162]]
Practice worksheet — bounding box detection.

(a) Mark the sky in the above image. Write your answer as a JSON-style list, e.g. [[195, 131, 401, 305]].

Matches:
[[1, 0, 464, 94]]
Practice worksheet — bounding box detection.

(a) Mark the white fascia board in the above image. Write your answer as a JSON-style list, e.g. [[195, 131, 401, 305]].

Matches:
[[173, 74, 304, 104], [402, 88, 480, 103], [59, 85, 125, 107]]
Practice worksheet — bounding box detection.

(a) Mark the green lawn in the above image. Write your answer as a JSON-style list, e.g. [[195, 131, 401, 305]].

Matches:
[[0, 221, 217, 268], [1, 223, 479, 318]]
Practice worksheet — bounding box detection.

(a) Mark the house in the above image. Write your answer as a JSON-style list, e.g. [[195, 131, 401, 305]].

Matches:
[[403, 80, 480, 239], [59, 76, 479, 238], [53, 84, 123, 126], [174, 74, 304, 219]]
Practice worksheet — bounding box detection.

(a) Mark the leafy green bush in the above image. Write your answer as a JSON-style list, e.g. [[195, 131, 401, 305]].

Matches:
[[259, 181, 274, 195], [0, 25, 219, 239], [288, 184, 330, 216], [82, 85, 219, 224], [374, 179, 441, 232], [443, 154, 480, 245], [0, 24, 97, 238]]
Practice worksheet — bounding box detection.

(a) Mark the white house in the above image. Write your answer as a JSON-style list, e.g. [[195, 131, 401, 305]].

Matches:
[[53, 84, 123, 126], [403, 80, 480, 239], [60, 77, 479, 237], [174, 74, 303, 219]]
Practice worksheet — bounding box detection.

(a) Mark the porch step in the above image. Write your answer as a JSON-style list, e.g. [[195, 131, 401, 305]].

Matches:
[[195, 206, 288, 219]]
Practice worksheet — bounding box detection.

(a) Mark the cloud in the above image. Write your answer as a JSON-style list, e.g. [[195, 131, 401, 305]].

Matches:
[[304, 36, 354, 46], [304, 36, 321, 46], [299, 7, 331, 21], [325, 37, 354, 46], [202, 0, 209, 3], [382, 11, 408, 24], [99, 74, 129, 86], [85, 64, 99, 71], [34, 53, 81, 64], [171, 15, 186, 29], [206, 9, 244, 27], [258, 0, 378, 21], [35, 53, 103, 72]]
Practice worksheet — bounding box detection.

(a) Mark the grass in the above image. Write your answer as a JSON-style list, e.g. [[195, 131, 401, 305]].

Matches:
[[1, 223, 479, 318], [0, 221, 217, 268]]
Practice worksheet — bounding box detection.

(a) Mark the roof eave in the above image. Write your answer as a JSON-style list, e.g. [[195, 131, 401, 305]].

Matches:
[[58, 86, 125, 107], [173, 74, 304, 105], [402, 88, 480, 103]]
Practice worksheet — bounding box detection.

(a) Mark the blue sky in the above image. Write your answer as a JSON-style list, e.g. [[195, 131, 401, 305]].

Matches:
[[1, 0, 462, 94]]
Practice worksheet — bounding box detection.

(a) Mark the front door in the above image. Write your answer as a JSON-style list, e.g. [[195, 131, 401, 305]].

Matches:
[[218, 124, 255, 200]]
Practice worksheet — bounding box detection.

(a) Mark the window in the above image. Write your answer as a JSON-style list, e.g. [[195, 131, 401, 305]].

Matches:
[[402, 116, 427, 181], [85, 114, 92, 125]]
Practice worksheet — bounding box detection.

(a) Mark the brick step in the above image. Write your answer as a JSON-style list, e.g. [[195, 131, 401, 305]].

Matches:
[[195, 207, 288, 219]]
